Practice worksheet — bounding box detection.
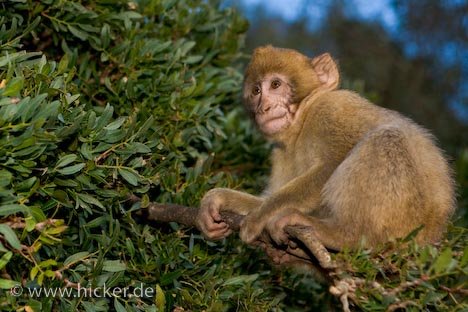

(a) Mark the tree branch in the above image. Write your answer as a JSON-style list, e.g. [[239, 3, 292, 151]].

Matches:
[[129, 195, 335, 269]]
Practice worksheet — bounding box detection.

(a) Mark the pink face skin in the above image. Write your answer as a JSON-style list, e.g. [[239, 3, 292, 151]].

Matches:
[[248, 73, 298, 136]]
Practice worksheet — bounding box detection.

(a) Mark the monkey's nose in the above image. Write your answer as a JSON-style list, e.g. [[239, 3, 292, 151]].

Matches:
[[256, 102, 271, 114]]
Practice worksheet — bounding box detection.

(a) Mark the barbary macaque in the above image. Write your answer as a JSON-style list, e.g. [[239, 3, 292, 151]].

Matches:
[[196, 45, 455, 256]]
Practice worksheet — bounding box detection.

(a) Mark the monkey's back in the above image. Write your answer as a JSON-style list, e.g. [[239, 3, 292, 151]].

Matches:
[[276, 90, 456, 246]]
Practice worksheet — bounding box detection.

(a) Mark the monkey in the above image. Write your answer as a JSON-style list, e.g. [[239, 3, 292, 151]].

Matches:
[[196, 45, 455, 258]]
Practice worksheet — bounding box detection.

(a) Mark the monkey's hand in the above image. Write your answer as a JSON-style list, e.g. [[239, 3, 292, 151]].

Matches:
[[267, 210, 312, 245], [196, 188, 233, 240], [240, 207, 309, 245], [239, 206, 290, 244]]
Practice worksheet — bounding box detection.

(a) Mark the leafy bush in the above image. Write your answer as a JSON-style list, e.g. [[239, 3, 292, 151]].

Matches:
[[0, 1, 466, 311], [0, 1, 273, 311]]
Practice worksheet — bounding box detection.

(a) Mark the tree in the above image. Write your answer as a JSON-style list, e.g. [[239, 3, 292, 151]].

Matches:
[[238, 0, 468, 151], [0, 1, 278, 310]]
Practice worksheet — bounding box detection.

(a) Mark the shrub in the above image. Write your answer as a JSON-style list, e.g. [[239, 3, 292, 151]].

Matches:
[[0, 1, 274, 310]]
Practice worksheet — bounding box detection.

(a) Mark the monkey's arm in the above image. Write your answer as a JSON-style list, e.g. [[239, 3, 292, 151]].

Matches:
[[268, 164, 332, 212], [240, 163, 336, 243], [202, 188, 264, 215], [197, 188, 263, 240]]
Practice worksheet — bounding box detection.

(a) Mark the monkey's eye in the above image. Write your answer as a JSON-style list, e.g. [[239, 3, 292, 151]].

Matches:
[[252, 86, 261, 95], [271, 79, 281, 89]]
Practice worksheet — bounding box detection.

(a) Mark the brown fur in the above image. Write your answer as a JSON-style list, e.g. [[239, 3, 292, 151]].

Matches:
[[244, 46, 324, 103], [197, 45, 455, 251]]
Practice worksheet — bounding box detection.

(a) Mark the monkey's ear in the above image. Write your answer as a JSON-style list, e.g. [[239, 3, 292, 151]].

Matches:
[[311, 53, 339, 90]]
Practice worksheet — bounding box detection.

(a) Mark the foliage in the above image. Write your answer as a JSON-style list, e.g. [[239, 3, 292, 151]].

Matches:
[[455, 149, 468, 228], [0, 0, 272, 311], [331, 226, 467, 311], [0, 1, 466, 312]]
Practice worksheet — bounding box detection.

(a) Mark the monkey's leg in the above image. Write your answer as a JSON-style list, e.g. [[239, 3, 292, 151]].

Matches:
[[273, 212, 354, 251], [320, 125, 426, 248]]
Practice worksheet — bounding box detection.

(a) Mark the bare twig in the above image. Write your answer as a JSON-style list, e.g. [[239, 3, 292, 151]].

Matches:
[[128, 195, 334, 267], [129, 195, 243, 230]]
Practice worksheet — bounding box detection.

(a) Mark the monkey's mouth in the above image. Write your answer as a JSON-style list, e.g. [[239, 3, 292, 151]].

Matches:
[[256, 113, 291, 135]]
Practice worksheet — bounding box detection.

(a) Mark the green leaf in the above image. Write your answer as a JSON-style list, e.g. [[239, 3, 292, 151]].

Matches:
[[0, 170, 13, 187], [0, 224, 21, 250], [30, 205, 47, 222], [0, 52, 21, 67], [18, 94, 47, 122], [102, 260, 126, 272], [116, 11, 143, 20], [25, 217, 36, 232], [30, 266, 39, 280], [76, 193, 105, 210], [128, 142, 151, 154], [184, 55, 203, 64], [68, 25, 88, 40], [432, 248, 453, 274], [155, 284, 166, 311], [2, 77, 23, 96], [57, 163, 85, 175], [222, 274, 259, 286], [104, 117, 126, 130], [39, 259, 57, 268], [180, 40, 196, 56], [94, 104, 114, 131], [0, 252, 12, 270], [80, 143, 94, 160], [125, 238, 135, 257], [402, 225, 424, 242], [58, 54, 69, 73], [460, 246, 468, 267], [118, 168, 139, 186], [65, 94, 80, 105], [0, 204, 28, 217], [55, 154, 78, 168], [0, 51, 41, 67], [0, 278, 20, 289], [102, 129, 126, 143], [83, 216, 108, 228], [33, 100, 60, 121], [64, 251, 90, 267], [114, 299, 126, 312], [16, 177, 38, 191]]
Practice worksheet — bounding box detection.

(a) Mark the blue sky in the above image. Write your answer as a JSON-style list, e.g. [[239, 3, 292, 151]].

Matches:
[[240, 0, 398, 30]]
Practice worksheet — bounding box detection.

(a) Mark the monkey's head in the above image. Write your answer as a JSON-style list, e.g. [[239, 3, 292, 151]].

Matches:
[[243, 45, 339, 136]]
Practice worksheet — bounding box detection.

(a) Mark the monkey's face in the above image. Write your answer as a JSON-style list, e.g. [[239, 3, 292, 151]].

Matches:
[[245, 73, 298, 136]]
